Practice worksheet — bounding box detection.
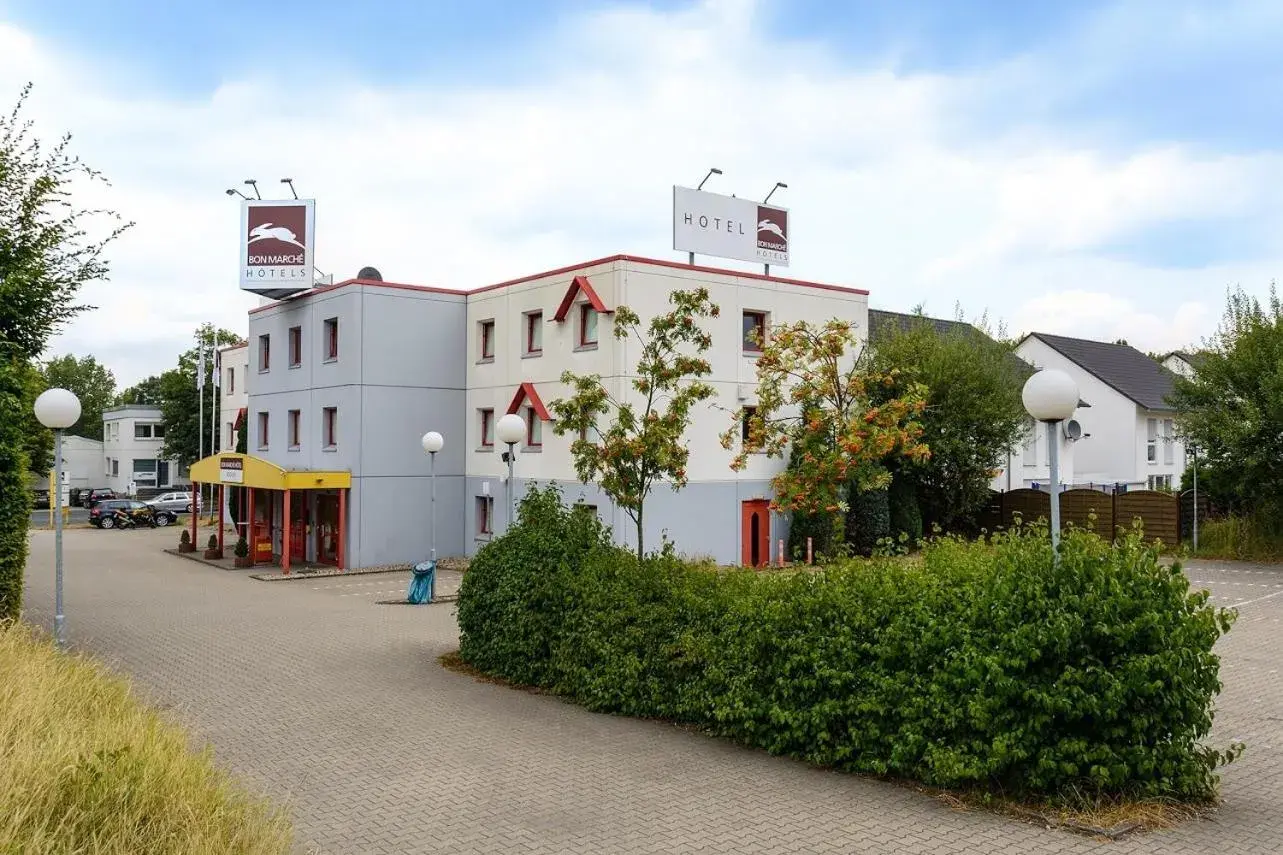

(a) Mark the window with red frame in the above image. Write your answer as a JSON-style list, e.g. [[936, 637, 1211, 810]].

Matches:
[[479, 408, 494, 447], [258, 334, 270, 371], [257, 411, 269, 449], [288, 326, 301, 367], [288, 409, 301, 448], [578, 304, 599, 347], [525, 311, 543, 355], [477, 496, 494, 535], [479, 320, 495, 361], [323, 407, 337, 448], [525, 406, 542, 447], [742, 311, 767, 352], [324, 317, 338, 360]]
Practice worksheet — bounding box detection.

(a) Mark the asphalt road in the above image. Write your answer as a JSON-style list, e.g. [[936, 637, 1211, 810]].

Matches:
[[28, 506, 90, 527]]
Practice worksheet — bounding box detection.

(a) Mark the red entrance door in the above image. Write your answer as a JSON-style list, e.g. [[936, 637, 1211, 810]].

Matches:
[[741, 500, 770, 567], [289, 494, 307, 564], [316, 494, 339, 566], [252, 490, 274, 564]]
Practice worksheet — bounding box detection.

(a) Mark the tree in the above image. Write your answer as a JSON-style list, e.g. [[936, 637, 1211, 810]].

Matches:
[[117, 374, 163, 406], [550, 288, 718, 560], [40, 354, 117, 438], [1170, 285, 1283, 523], [721, 318, 930, 519], [865, 313, 1029, 532], [158, 324, 244, 471], [0, 84, 127, 621]]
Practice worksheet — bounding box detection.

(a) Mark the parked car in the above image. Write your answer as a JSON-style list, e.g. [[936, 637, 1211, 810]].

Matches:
[[31, 488, 50, 510], [90, 499, 173, 528], [148, 491, 200, 514], [81, 488, 118, 509]]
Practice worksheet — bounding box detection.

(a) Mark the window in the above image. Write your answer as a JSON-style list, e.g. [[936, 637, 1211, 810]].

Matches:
[[1146, 418, 1157, 463], [1148, 474, 1172, 491], [111, 459, 119, 477], [104, 424, 110, 441], [524, 311, 543, 356], [479, 319, 495, 361], [741, 406, 757, 443], [1163, 418, 1175, 465], [578, 424, 590, 443], [525, 406, 542, 447], [477, 496, 494, 536], [288, 410, 301, 449], [258, 334, 270, 371], [104, 456, 111, 476], [134, 423, 164, 439], [226, 421, 235, 448], [227, 367, 235, 393], [575, 503, 598, 519], [743, 311, 767, 352], [288, 326, 302, 367], [479, 408, 495, 447], [324, 317, 339, 361], [1022, 419, 1037, 466], [152, 424, 165, 439], [578, 305, 599, 348], [323, 407, 337, 449], [257, 412, 269, 449]]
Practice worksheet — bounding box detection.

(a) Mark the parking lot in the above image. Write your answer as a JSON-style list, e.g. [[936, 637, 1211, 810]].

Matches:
[[19, 527, 1283, 854]]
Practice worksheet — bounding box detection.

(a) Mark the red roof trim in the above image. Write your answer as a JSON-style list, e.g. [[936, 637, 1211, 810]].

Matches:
[[249, 255, 867, 315], [248, 279, 466, 314], [552, 275, 611, 322], [506, 382, 551, 421]]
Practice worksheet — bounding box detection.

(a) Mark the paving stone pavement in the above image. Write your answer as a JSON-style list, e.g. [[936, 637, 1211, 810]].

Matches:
[[20, 528, 1283, 854]]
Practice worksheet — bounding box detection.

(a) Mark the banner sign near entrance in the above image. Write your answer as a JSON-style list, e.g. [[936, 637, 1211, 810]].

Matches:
[[219, 457, 244, 484], [672, 186, 790, 268]]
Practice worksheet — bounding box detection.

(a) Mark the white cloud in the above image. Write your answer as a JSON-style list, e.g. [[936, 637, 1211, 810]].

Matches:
[[1, 0, 1280, 386]]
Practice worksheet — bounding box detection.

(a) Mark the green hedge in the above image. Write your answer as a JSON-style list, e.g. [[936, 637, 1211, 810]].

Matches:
[[458, 485, 1238, 801]]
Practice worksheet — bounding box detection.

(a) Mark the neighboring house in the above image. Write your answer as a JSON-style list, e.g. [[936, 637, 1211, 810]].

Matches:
[[1161, 350, 1205, 380], [29, 435, 105, 497], [1015, 333, 1184, 491], [218, 342, 250, 451], [220, 254, 868, 570], [101, 405, 185, 495]]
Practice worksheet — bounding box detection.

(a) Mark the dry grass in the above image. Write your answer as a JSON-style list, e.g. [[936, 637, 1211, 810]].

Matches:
[[938, 788, 1211, 839], [0, 621, 293, 854]]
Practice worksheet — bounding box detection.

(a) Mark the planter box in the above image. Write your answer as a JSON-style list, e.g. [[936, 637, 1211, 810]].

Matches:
[[178, 543, 197, 554], [233, 556, 253, 568], [204, 549, 224, 560]]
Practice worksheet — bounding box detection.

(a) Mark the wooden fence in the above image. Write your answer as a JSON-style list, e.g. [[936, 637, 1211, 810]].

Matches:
[[980, 488, 1201, 545]]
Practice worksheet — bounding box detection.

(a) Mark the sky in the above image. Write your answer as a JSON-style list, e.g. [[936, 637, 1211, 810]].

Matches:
[[1, 0, 1280, 386]]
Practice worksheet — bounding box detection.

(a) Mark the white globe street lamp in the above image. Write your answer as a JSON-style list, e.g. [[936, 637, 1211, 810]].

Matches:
[[1021, 369, 1079, 561], [421, 431, 444, 561], [34, 388, 82, 650], [496, 413, 526, 531]]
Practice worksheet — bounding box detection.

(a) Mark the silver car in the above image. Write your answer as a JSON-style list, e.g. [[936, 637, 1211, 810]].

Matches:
[[147, 491, 200, 514]]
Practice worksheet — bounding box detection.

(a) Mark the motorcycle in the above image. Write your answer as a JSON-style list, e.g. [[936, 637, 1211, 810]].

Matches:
[[112, 508, 156, 530]]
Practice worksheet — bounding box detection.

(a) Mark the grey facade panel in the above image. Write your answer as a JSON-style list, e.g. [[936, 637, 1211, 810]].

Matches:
[[357, 290, 467, 390], [351, 474, 467, 567], [358, 386, 466, 478]]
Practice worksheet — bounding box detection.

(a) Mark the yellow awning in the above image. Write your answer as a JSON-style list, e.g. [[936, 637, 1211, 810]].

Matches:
[[188, 452, 351, 491]]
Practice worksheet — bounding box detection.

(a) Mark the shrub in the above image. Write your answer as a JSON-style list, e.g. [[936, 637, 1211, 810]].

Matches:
[[234, 536, 249, 558], [1197, 514, 1283, 562], [887, 474, 923, 543], [458, 514, 1239, 802], [207, 535, 219, 550], [845, 485, 890, 556], [456, 483, 616, 686], [0, 622, 292, 853], [180, 529, 191, 546], [787, 507, 842, 562]]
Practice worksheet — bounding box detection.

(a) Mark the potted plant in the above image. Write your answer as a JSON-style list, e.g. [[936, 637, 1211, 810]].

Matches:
[[233, 536, 253, 568], [203, 533, 222, 560], [178, 529, 196, 553]]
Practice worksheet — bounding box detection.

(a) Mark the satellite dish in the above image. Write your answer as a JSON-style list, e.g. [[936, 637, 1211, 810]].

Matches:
[[1063, 419, 1083, 441], [357, 266, 383, 281]]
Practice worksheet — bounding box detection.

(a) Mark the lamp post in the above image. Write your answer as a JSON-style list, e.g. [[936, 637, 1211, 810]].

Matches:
[[496, 413, 526, 532], [421, 431, 444, 560], [34, 388, 82, 650], [1021, 369, 1079, 563]]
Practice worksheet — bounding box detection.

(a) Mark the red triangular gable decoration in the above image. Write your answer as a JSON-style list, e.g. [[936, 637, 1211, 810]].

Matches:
[[552, 275, 612, 322], [506, 382, 552, 421], [233, 407, 247, 430]]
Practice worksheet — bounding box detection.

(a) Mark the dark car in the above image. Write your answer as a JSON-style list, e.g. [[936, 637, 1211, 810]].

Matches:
[[90, 499, 173, 528], [82, 488, 118, 509], [31, 488, 50, 510]]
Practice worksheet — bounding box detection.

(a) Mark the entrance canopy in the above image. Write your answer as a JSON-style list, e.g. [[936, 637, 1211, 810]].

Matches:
[[189, 452, 351, 491]]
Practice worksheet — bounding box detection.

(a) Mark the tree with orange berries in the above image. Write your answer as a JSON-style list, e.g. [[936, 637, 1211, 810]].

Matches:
[[721, 318, 930, 529], [551, 288, 718, 560]]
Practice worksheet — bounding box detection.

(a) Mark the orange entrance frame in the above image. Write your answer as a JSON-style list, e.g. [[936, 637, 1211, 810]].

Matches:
[[187, 453, 351, 574]]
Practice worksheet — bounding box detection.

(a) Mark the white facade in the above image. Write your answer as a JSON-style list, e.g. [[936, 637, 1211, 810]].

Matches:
[[991, 418, 1076, 492], [464, 256, 868, 560], [218, 342, 250, 451], [102, 405, 184, 494], [1162, 352, 1198, 380], [1013, 337, 1185, 490], [31, 435, 104, 495]]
